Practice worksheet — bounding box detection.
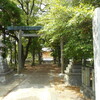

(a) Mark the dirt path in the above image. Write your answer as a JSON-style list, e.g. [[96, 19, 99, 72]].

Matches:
[[0, 64, 85, 100]]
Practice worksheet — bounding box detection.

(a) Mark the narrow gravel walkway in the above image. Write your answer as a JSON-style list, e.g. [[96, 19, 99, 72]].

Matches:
[[0, 64, 85, 100]]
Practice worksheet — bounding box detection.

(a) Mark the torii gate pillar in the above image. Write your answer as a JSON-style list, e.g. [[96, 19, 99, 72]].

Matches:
[[18, 30, 22, 73]]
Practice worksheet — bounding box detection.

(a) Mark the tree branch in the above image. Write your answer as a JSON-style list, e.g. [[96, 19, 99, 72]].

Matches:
[[17, 0, 27, 14], [30, 0, 35, 15], [7, 33, 19, 42], [25, 0, 29, 15], [40, 0, 43, 9], [24, 38, 32, 60]]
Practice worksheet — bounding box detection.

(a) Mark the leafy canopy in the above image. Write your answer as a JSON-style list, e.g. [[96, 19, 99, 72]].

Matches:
[[37, 0, 94, 60]]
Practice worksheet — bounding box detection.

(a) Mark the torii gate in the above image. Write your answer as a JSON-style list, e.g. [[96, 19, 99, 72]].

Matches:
[[7, 26, 42, 73]]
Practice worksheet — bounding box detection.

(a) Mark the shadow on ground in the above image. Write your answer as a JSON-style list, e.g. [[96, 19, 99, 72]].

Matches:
[[0, 64, 86, 100]]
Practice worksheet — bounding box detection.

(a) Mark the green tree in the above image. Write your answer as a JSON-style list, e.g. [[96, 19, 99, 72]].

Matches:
[[37, 0, 94, 64], [69, 0, 100, 7], [13, 0, 44, 66], [0, 0, 22, 59], [0, 0, 22, 33]]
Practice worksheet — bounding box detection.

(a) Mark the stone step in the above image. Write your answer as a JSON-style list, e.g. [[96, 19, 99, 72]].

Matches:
[[65, 67, 81, 73], [71, 68, 81, 73], [72, 65, 82, 68], [64, 73, 82, 86], [64, 70, 81, 74]]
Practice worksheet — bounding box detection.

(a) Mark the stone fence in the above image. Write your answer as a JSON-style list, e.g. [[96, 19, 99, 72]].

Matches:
[[81, 67, 95, 100]]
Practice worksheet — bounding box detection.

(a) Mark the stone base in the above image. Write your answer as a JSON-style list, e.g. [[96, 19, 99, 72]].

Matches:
[[0, 70, 13, 84], [64, 62, 82, 86], [64, 73, 82, 86]]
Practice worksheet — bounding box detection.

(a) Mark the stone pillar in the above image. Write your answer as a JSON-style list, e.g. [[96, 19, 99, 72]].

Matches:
[[0, 35, 12, 83], [93, 8, 100, 100], [86, 68, 90, 87], [92, 69, 95, 92]]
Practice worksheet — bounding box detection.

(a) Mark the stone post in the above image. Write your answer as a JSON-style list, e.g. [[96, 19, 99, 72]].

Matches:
[[93, 8, 100, 100], [86, 68, 90, 87], [92, 69, 95, 92], [84, 69, 86, 85], [82, 67, 85, 85]]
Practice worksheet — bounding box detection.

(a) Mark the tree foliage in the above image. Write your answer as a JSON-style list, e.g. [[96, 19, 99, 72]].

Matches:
[[0, 0, 21, 27], [69, 0, 100, 7], [37, 0, 94, 61], [0, 0, 96, 67]]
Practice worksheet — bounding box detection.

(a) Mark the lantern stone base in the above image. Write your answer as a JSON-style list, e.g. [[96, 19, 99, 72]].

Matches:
[[0, 36, 13, 83], [0, 70, 13, 83], [0, 58, 13, 83]]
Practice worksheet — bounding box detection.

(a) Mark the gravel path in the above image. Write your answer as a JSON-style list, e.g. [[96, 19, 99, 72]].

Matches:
[[0, 64, 85, 100]]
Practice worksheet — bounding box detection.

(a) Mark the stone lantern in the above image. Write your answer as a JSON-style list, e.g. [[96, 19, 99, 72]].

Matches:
[[0, 35, 12, 83]]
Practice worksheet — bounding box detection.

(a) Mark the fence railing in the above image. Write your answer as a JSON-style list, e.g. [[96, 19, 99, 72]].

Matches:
[[81, 67, 95, 100]]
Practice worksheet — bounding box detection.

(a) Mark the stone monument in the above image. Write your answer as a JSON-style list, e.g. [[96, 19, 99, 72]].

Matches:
[[93, 8, 100, 100], [0, 35, 12, 83]]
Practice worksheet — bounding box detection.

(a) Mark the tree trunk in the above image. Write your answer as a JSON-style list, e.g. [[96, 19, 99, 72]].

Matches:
[[22, 38, 32, 67], [64, 58, 69, 70], [38, 50, 42, 64], [58, 46, 61, 67], [10, 45, 12, 65], [2, 27, 6, 58], [60, 37, 64, 73], [21, 45, 25, 68], [14, 41, 17, 69], [31, 49, 35, 66], [53, 56, 57, 64]]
